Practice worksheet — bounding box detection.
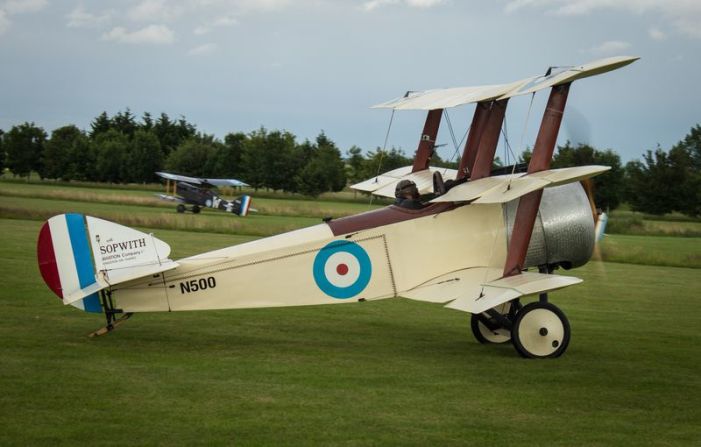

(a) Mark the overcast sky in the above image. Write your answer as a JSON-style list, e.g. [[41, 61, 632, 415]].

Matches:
[[1, 0, 700, 163]]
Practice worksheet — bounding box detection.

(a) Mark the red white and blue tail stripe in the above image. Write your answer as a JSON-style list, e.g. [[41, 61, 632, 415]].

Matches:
[[37, 214, 103, 312], [37, 213, 177, 313]]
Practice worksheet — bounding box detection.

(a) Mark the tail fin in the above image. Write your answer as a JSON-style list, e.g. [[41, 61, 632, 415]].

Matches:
[[37, 214, 177, 312], [233, 195, 252, 217]]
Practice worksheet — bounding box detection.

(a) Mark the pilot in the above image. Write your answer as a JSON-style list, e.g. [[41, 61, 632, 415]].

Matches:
[[394, 180, 425, 210]]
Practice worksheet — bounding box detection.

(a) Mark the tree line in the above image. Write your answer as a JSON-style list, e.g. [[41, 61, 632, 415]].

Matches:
[[0, 110, 699, 215]]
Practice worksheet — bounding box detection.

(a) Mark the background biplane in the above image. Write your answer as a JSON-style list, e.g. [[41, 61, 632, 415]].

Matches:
[[37, 56, 637, 358], [156, 171, 252, 216]]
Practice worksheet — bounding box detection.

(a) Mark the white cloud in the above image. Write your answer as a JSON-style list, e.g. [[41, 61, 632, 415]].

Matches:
[[0, 9, 9, 34], [2, 0, 47, 14], [193, 15, 238, 35], [362, 0, 399, 12], [406, 0, 445, 8], [648, 27, 666, 41], [188, 42, 217, 55], [0, 0, 48, 35], [504, 0, 701, 39], [588, 40, 632, 55], [362, 0, 445, 12], [66, 7, 112, 29], [102, 24, 175, 44], [128, 0, 182, 22]]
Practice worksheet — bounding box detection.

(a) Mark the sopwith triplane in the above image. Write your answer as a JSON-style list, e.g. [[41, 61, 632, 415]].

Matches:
[[37, 56, 637, 357]]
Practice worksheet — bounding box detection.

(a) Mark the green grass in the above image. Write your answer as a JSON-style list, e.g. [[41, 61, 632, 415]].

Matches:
[[608, 209, 701, 237], [597, 234, 701, 268], [0, 195, 321, 237], [1, 218, 700, 446], [0, 181, 383, 219]]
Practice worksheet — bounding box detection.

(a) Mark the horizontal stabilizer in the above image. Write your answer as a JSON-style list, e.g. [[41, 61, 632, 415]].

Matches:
[[430, 165, 610, 204], [445, 272, 582, 315], [351, 166, 458, 198], [37, 214, 178, 309]]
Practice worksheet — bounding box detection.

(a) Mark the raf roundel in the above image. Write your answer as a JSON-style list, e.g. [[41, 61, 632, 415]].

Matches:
[[313, 240, 372, 299]]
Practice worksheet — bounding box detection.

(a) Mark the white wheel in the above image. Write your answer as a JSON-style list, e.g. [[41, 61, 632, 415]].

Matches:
[[470, 302, 512, 344], [512, 302, 570, 358]]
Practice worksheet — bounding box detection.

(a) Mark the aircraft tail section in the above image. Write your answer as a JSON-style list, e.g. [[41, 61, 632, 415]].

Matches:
[[37, 214, 178, 312], [235, 195, 252, 217]]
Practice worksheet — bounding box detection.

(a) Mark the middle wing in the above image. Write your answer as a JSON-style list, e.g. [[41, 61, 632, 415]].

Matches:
[[351, 165, 458, 198], [430, 165, 610, 204]]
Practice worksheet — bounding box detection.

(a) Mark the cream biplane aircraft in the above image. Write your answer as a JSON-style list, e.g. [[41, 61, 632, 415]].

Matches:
[[37, 56, 637, 358]]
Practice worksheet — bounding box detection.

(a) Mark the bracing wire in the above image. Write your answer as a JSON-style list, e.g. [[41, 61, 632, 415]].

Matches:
[[443, 109, 470, 174], [368, 108, 396, 206], [375, 108, 396, 177]]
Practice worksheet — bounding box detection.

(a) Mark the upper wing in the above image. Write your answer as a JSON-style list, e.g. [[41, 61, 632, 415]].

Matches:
[[156, 171, 249, 188], [372, 56, 638, 111]]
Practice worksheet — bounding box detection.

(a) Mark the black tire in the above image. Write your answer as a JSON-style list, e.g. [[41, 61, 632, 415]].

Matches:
[[470, 303, 512, 344], [511, 301, 570, 359], [192, 205, 201, 214], [176, 204, 186, 213], [471, 315, 511, 344]]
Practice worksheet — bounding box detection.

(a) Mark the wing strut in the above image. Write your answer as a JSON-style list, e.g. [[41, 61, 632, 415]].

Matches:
[[503, 83, 571, 277], [470, 99, 508, 180], [457, 101, 491, 179], [411, 109, 443, 172]]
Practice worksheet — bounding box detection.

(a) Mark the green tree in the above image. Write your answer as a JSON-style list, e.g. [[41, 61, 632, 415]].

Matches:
[[113, 109, 137, 138], [0, 129, 5, 173], [154, 113, 197, 157], [362, 147, 411, 179], [41, 125, 83, 180], [669, 125, 701, 216], [4, 122, 46, 178], [296, 133, 347, 197], [141, 112, 154, 131], [128, 130, 164, 183], [552, 142, 624, 210], [263, 130, 300, 192], [165, 137, 216, 177], [90, 112, 112, 138], [345, 145, 365, 185], [66, 133, 96, 181], [210, 132, 246, 179], [94, 130, 129, 182]]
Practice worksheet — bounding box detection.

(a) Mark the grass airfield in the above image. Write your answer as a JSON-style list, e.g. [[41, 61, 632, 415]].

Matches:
[[1, 182, 700, 446]]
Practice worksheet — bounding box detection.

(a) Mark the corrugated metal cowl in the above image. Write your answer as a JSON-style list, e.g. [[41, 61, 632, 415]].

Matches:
[[504, 183, 595, 270]]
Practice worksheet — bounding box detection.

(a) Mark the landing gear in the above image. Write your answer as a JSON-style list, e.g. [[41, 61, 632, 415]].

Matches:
[[471, 295, 571, 358], [470, 302, 519, 344], [511, 302, 570, 358], [176, 204, 201, 214]]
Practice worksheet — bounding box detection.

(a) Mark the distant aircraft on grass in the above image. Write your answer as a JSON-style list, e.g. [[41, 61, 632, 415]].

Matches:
[[36, 56, 637, 358], [156, 171, 252, 216]]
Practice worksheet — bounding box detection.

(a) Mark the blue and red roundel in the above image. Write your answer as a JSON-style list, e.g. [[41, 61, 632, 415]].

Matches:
[[313, 240, 372, 299]]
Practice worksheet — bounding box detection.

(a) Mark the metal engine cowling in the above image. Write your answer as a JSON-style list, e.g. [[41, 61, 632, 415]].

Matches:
[[504, 182, 596, 270]]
